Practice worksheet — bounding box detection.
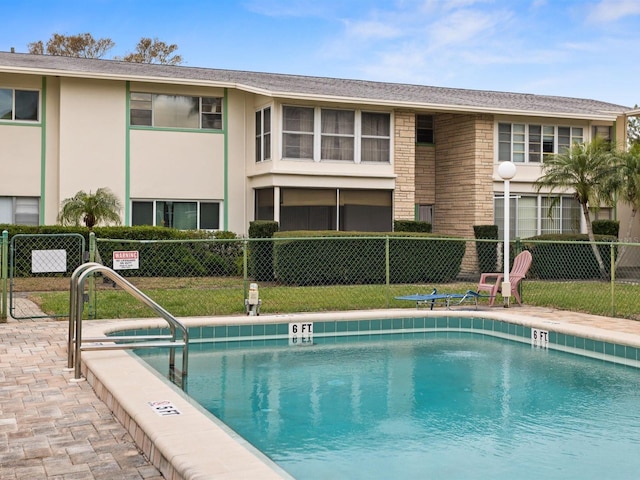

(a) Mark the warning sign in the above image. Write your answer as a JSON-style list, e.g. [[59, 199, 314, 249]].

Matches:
[[113, 250, 139, 270]]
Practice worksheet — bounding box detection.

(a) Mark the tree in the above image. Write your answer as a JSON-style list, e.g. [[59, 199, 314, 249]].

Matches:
[[602, 144, 640, 268], [534, 138, 617, 279], [58, 188, 122, 229], [28, 33, 115, 58], [120, 37, 183, 65], [27, 34, 183, 65], [628, 106, 640, 147]]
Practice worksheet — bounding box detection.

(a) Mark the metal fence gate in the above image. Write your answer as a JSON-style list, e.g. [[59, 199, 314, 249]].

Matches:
[[9, 233, 85, 319]]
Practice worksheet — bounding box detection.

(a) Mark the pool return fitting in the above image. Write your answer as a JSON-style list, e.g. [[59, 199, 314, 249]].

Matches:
[[245, 282, 261, 316]]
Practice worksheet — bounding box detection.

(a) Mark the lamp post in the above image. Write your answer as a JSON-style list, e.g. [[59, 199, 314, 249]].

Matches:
[[498, 161, 517, 307]]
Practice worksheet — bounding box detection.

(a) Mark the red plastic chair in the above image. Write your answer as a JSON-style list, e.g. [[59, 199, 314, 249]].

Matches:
[[477, 250, 532, 306]]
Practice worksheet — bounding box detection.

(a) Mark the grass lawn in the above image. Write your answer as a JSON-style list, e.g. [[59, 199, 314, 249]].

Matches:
[[26, 277, 640, 321]]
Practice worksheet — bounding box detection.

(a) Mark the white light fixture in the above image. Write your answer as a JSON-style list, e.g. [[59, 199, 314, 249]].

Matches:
[[497, 161, 517, 307]]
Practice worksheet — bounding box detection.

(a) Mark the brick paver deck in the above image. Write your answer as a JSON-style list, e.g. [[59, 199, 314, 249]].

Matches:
[[0, 308, 164, 480], [2, 297, 640, 480]]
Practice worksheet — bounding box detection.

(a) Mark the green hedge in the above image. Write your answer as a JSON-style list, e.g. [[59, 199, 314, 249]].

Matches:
[[592, 220, 619, 237], [95, 228, 241, 278], [1, 225, 242, 278], [473, 225, 499, 273], [523, 234, 617, 280], [273, 231, 465, 285], [248, 221, 279, 281], [394, 220, 432, 233]]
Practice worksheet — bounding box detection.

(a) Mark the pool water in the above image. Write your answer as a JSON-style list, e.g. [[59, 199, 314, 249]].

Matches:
[[137, 332, 640, 479]]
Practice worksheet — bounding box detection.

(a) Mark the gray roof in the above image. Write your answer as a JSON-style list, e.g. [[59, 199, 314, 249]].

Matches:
[[0, 51, 629, 120]]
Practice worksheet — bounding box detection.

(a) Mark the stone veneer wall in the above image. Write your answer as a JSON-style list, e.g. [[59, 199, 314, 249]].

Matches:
[[434, 113, 495, 276], [393, 111, 416, 220], [434, 113, 494, 236], [415, 144, 436, 206]]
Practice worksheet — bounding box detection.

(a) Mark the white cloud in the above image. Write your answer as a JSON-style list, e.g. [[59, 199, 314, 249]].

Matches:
[[586, 0, 640, 23], [426, 9, 510, 49], [342, 19, 403, 40]]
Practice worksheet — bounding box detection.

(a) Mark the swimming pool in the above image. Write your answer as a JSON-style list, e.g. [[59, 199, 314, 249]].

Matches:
[[134, 324, 640, 479]]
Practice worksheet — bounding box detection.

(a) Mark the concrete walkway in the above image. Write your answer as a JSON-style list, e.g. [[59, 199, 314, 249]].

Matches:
[[0, 298, 164, 480]]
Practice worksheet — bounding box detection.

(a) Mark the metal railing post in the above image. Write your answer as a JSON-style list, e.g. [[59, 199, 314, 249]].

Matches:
[[68, 262, 103, 368], [88, 232, 96, 319], [70, 264, 189, 387]]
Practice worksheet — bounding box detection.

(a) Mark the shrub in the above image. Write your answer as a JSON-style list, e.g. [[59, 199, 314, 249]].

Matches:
[[2, 225, 242, 278], [394, 220, 432, 233], [523, 234, 616, 280], [248, 221, 279, 281], [273, 231, 465, 285], [473, 225, 499, 273], [592, 220, 619, 237]]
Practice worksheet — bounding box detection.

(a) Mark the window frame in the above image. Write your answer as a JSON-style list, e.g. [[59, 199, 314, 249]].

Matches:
[[0, 196, 40, 225], [494, 194, 580, 238], [498, 122, 584, 163], [0, 88, 40, 122], [416, 114, 434, 144], [129, 92, 223, 130], [281, 105, 392, 163], [255, 106, 272, 162], [277, 187, 392, 232], [131, 199, 222, 230]]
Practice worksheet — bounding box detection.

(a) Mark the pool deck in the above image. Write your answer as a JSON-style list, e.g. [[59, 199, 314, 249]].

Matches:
[[2, 298, 640, 479]]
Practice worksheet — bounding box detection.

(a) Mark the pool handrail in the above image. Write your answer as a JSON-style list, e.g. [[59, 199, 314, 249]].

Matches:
[[68, 263, 189, 387]]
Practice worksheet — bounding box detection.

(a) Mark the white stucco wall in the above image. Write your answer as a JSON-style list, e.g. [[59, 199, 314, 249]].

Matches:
[[129, 130, 224, 199], [58, 78, 126, 209], [0, 73, 43, 197]]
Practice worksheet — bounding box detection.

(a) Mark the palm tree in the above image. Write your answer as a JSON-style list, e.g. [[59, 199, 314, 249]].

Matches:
[[534, 138, 617, 279], [58, 188, 122, 229], [603, 144, 640, 268]]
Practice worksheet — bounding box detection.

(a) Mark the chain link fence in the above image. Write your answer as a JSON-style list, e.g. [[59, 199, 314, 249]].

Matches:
[[8, 233, 85, 319], [3, 233, 639, 321]]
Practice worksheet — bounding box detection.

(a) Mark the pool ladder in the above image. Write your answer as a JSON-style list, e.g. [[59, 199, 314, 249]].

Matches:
[[67, 263, 189, 389]]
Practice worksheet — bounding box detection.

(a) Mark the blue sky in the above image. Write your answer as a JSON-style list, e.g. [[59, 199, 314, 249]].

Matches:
[[2, 0, 640, 107]]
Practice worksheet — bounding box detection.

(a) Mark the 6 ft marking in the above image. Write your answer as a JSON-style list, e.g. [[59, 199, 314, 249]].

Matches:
[[532, 328, 549, 348], [289, 322, 314, 346]]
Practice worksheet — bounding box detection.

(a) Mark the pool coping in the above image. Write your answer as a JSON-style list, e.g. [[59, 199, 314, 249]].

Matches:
[[80, 308, 640, 480]]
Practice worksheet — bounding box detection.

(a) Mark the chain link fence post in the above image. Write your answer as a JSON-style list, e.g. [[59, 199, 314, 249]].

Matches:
[[1, 230, 8, 322], [243, 239, 249, 306], [385, 235, 390, 308], [88, 232, 97, 319], [610, 241, 616, 317]]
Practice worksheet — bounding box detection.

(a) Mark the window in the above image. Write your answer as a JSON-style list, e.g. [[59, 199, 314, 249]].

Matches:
[[282, 105, 391, 163], [339, 189, 392, 231], [494, 195, 580, 239], [0, 88, 39, 122], [558, 127, 584, 153], [321, 109, 355, 161], [592, 125, 612, 146], [278, 188, 392, 232], [0, 197, 39, 225], [255, 107, 272, 162], [283, 106, 314, 159], [417, 204, 434, 224], [498, 123, 584, 163], [131, 200, 220, 230], [361, 112, 390, 162], [416, 115, 434, 143], [280, 188, 336, 230], [255, 188, 274, 220], [129, 92, 222, 129]]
